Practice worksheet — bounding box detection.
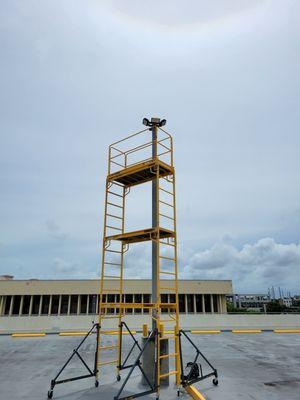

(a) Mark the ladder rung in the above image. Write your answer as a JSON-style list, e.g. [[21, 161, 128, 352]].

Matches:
[[160, 256, 176, 261], [99, 345, 118, 350], [159, 352, 178, 360], [159, 241, 175, 247], [159, 318, 177, 322], [159, 213, 174, 221], [102, 289, 120, 292], [159, 335, 176, 341], [106, 225, 122, 231], [159, 187, 173, 196], [160, 303, 177, 308], [105, 249, 122, 254], [160, 287, 176, 291], [104, 261, 122, 266], [108, 180, 124, 188], [159, 370, 178, 379], [98, 359, 118, 366], [107, 202, 123, 209], [160, 270, 176, 276], [99, 315, 123, 320], [159, 200, 173, 208], [103, 275, 121, 279], [107, 213, 123, 220], [108, 191, 123, 198]]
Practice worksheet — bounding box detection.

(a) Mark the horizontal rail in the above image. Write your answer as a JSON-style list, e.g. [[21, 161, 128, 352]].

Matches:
[[110, 146, 124, 155], [158, 140, 171, 152], [157, 149, 171, 158], [110, 132, 170, 156], [109, 127, 150, 147], [160, 287, 176, 291], [123, 139, 153, 156], [110, 152, 125, 160], [111, 160, 125, 168]]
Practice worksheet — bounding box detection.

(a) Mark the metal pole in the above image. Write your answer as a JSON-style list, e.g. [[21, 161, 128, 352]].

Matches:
[[151, 118, 158, 330]]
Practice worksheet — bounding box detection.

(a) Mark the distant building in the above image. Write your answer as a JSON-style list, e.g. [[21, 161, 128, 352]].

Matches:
[[279, 297, 293, 308], [0, 275, 14, 281], [227, 293, 271, 312], [292, 295, 300, 307], [0, 278, 233, 333]]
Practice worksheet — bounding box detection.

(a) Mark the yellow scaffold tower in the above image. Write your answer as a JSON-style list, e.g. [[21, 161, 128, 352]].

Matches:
[[97, 117, 181, 397], [47, 117, 218, 400]]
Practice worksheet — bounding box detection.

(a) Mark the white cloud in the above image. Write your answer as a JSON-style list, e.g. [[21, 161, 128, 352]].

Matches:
[[182, 238, 300, 293]]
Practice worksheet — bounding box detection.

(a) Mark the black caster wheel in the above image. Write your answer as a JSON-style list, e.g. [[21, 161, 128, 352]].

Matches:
[[95, 380, 99, 387], [213, 378, 218, 386], [47, 390, 53, 399], [117, 375, 121, 382]]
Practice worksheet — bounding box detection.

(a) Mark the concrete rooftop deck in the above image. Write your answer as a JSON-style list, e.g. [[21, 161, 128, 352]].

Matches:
[[0, 333, 299, 400]]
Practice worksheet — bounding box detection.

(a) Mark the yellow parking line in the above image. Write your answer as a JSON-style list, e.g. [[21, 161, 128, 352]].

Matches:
[[59, 332, 88, 336], [232, 330, 262, 334], [191, 330, 221, 334], [273, 329, 300, 334], [11, 333, 46, 338], [100, 331, 136, 335], [185, 384, 206, 400]]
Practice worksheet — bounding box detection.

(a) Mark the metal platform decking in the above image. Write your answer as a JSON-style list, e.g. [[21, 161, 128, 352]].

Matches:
[[106, 227, 175, 244], [107, 159, 174, 187]]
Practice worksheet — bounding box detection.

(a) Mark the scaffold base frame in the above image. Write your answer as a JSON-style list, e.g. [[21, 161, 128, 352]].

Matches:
[[179, 330, 218, 389], [47, 323, 100, 399]]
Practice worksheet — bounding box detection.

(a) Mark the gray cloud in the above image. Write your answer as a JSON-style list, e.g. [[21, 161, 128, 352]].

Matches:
[[45, 219, 68, 240], [52, 257, 82, 276], [182, 238, 300, 292]]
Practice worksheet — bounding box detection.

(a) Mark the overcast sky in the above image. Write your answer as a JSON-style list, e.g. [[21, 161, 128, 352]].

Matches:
[[0, 0, 299, 294]]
